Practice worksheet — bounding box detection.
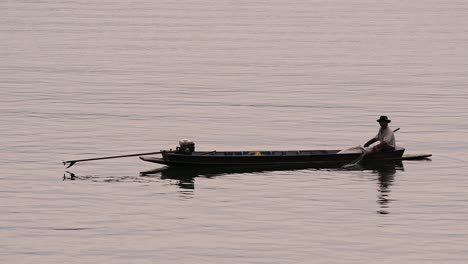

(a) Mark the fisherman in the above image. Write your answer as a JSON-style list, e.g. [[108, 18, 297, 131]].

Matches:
[[363, 116, 396, 153]]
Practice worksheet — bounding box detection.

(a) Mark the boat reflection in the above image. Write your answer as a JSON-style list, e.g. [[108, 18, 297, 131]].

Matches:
[[139, 164, 323, 190], [142, 160, 402, 180], [140, 161, 405, 213], [64, 161, 404, 212]]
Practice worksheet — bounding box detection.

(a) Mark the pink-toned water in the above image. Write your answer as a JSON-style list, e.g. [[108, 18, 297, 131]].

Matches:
[[1, 1, 467, 263]]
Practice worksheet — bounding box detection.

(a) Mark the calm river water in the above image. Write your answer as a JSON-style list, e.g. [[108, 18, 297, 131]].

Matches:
[[1, 1, 468, 263]]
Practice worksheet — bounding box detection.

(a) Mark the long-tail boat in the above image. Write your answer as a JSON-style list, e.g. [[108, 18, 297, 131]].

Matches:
[[139, 139, 431, 167]]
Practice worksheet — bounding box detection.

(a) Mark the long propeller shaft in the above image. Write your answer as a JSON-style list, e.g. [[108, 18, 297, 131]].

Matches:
[[63, 151, 163, 168]]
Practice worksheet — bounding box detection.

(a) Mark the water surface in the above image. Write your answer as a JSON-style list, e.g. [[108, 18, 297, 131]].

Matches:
[[1, 1, 468, 263]]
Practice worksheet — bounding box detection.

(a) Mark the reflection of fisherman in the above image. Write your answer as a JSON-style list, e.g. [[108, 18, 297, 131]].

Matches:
[[364, 116, 396, 153], [372, 161, 402, 215]]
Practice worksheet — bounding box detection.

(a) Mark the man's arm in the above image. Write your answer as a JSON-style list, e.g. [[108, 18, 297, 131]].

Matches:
[[364, 138, 378, 147], [374, 140, 388, 148], [370, 140, 389, 153]]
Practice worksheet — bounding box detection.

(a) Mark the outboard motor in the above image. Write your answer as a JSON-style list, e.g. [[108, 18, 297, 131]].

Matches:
[[176, 139, 195, 154]]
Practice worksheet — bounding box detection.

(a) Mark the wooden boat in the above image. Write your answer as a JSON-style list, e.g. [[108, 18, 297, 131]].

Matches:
[[62, 138, 431, 169], [139, 140, 431, 167]]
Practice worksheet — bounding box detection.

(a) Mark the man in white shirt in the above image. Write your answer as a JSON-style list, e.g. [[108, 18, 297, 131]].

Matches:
[[364, 116, 396, 153]]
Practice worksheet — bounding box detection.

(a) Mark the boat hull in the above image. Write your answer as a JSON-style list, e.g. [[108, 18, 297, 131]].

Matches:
[[140, 148, 406, 167], [140, 159, 406, 179]]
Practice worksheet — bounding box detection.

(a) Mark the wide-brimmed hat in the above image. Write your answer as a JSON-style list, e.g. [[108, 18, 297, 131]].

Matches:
[[377, 116, 391, 123]]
